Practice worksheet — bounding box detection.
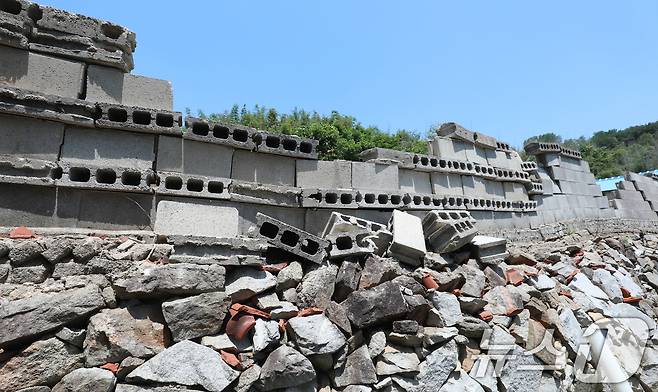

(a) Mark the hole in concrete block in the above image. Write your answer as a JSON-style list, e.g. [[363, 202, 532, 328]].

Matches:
[[475, 166, 481, 174], [355, 219, 367, 226], [156, 113, 174, 127], [266, 135, 280, 149], [260, 221, 279, 239], [432, 198, 441, 206], [340, 194, 353, 204], [50, 167, 63, 180], [233, 128, 249, 142], [101, 23, 123, 39], [192, 122, 209, 136], [300, 142, 313, 154], [335, 236, 353, 250], [413, 195, 421, 205], [133, 110, 152, 125], [300, 239, 320, 255], [355, 193, 363, 203], [485, 200, 492, 207], [27, 3, 42, 21], [459, 162, 466, 170], [282, 138, 297, 151], [390, 195, 402, 204], [325, 193, 338, 204], [448, 197, 455, 206], [208, 181, 224, 194], [0, 0, 21, 14], [108, 107, 128, 122], [420, 157, 429, 166], [495, 201, 501, 208], [69, 167, 90, 182], [165, 176, 182, 190], [280, 230, 300, 247], [96, 168, 117, 184], [430, 158, 438, 167], [187, 178, 203, 192], [377, 194, 388, 204], [121, 171, 142, 186], [213, 125, 229, 139], [364, 194, 375, 204], [413, 155, 420, 164]]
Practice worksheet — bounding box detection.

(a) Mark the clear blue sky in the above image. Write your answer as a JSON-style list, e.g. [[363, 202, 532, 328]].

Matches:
[[41, 1, 658, 147]]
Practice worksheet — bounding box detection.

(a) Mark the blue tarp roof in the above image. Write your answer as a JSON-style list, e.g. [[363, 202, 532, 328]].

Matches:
[[596, 169, 658, 192]]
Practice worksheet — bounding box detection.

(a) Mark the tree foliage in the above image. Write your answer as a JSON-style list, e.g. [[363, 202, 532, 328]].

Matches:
[[192, 104, 429, 161]]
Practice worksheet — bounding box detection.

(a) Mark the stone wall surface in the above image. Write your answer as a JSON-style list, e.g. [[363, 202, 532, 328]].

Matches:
[[2, 2, 658, 392]]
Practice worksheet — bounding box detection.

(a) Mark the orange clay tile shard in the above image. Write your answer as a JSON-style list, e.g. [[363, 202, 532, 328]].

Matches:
[[9, 226, 34, 239], [100, 363, 119, 374], [505, 269, 525, 286], [422, 274, 439, 290], [620, 287, 632, 298], [225, 313, 256, 341], [558, 290, 573, 299], [297, 307, 323, 317], [259, 262, 289, 273], [479, 311, 493, 321], [623, 296, 642, 304], [230, 303, 271, 319], [220, 350, 242, 369]]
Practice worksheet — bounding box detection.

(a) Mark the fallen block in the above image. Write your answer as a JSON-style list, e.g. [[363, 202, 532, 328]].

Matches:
[[96, 103, 182, 136], [256, 212, 329, 264], [155, 200, 239, 238], [326, 228, 376, 259], [388, 210, 426, 266], [321, 211, 392, 256], [422, 210, 478, 253], [470, 235, 508, 264], [230, 181, 300, 207]]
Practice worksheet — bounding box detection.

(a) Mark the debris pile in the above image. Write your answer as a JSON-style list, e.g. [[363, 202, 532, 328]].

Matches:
[[2, 213, 658, 391]]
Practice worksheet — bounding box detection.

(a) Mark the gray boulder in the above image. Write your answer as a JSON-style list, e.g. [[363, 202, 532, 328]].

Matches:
[[127, 340, 239, 392], [52, 368, 116, 392], [439, 370, 484, 392], [162, 291, 231, 341], [499, 345, 544, 392], [286, 314, 346, 355], [414, 340, 459, 391], [343, 281, 409, 329], [84, 306, 167, 366], [259, 345, 316, 390], [333, 345, 378, 387], [253, 319, 281, 354], [296, 264, 338, 310], [276, 261, 303, 291], [429, 292, 464, 327], [0, 337, 83, 391], [0, 284, 105, 348], [113, 263, 225, 299], [8, 240, 44, 265]]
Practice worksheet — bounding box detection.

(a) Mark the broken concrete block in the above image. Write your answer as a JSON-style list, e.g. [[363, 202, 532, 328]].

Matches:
[[225, 268, 277, 302], [422, 210, 477, 253], [256, 212, 329, 264], [327, 229, 377, 259], [86, 64, 173, 111], [388, 210, 426, 266], [155, 200, 239, 238], [470, 235, 508, 264]]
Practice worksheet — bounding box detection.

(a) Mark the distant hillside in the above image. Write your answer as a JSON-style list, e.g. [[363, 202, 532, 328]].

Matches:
[[523, 121, 658, 178]]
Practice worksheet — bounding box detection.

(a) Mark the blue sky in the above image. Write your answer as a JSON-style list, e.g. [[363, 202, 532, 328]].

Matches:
[[41, 1, 658, 147]]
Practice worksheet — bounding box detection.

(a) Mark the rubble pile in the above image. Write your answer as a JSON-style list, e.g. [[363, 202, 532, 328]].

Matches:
[[1, 213, 658, 391]]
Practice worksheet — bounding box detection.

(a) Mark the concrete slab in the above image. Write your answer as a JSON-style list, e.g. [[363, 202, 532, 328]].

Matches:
[[0, 113, 64, 161], [158, 136, 234, 178], [399, 169, 432, 194], [351, 162, 399, 191], [296, 160, 352, 189], [388, 210, 426, 266], [155, 200, 238, 238], [232, 149, 296, 186]]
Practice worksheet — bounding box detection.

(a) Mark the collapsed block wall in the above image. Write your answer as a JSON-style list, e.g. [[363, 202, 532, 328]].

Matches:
[[605, 172, 658, 219]]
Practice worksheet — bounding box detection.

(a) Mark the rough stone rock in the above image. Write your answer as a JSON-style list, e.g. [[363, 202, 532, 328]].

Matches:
[[7, 264, 50, 284], [127, 340, 239, 392], [84, 306, 167, 366], [117, 356, 145, 379], [499, 345, 544, 392], [568, 272, 609, 300], [325, 301, 352, 335], [253, 319, 281, 354], [344, 281, 408, 329], [528, 273, 556, 291], [276, 261, 303, 291], [0, 284, 106, 348], [8, 240, 44, 265], [0, 241, 9, 258], [287, 314, 347, 355], [52, 368, 116, 392], [72, 237, 103, 262], [342, 386, 372, 392], [414, 340, 459, 391], [359, 256, 402, 289], [469, 356, 499, 392], [113, 263, 225, 299], [296, 264, 338, 310], [162, 291, 231, 341], [256, 292, 283, 310], [393, 320, 419, 334], [423, 327, 458, 347], [55, 327, 86, 348], [556, 307, 583, 354], [237, 364, 261, 392], [376, 347, 420, 375], [334, 261, 362, 302], [0, 337, 83, 391], [439, 370, 484, 392], [483, 286, 524, 316], [430, 292, 464, 327], [333, 345, 378, 387], [115, 386, 199, 392], [455, 264, 486, 297], [225, 268, 277, 301], [458, 296, 487, 315], [269, 302, 300, 320], [130, 244, 172, 261], [41, 238, 74, 263], [201, 334, 252, 353], [484, 325, 516, 356], [259, 345, 316, 390], [0, 263, 9, 282], [368, 330, 387, 358]]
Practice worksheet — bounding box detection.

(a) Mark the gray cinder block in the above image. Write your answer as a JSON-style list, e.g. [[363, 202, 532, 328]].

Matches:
[[301, 188, 359, 209], [254, 131, 319, 160], [0, 183, 57, 227], [0, 155, 57, 186], [56, 166, 156, 194], [422, 210, 477, 253], [430, 136, 468, 161], [357, 190, 406, 209], [321, 211, 392, 255], [230, 181, 300, 207], [155, 200, 238, 238], [0, 86, 97, 127], [430, 173, 463, 196], [0, 113, 64, 161], [156, 171, 231, 201], [231, 150, 295, 186], [185, 117, 256, 151], [503, 182, 528, 201], [0, 46, 84, 98], [388, 210, 426, 266], [351, 162, 399, 191], [96, 103, 182, 136], [86, 65, 173, 111], [61, 127, 155, 170], [296, 160, 352, 189], [256, 212, 329, 264], [358, 148, 415, 168], [326, 229, 376, 259], [157, 136, 234, 178], [399, 169, 432, 194]]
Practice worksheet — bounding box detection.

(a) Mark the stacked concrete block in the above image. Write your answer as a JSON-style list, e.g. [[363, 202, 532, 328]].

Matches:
[[256, 212, 329, 264], [0, 86, 98, 126], [232, 150, 296, 187], [399, 168, 432, 194], [605, 173, 658, 218], [422, 210, 477, 253], [321, 211, 392, 255], [351, 161, 399, 191], [297, 160, 352, 189], [470, 235, 508, 264], [387, 210, 426, 266], [301, 189, 359, 209], [358, 147, 415, 168], [155, 200, 239, 238], [96, 103, 182, 136], [86, 65, 173, 110]]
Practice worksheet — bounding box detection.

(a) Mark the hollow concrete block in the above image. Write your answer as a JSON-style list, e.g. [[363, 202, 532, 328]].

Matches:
[[158, 136, 234, 178], [430, 173, 463, 196], [231, 150, 296, 187], [0, 113, 64, 161], [399, 169, 432, 194]]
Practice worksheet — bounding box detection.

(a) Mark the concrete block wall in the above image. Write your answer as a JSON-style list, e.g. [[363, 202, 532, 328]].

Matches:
[[604, 172, 658, 218]]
